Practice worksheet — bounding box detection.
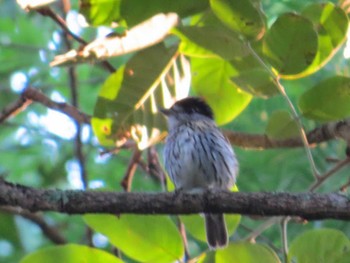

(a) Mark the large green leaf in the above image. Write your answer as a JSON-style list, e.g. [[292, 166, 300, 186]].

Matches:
[[121, 0, 208, 26], [289, 3, 349, 79], [92, 44, 190, 149], [80, 0, 208, 26], [231, 68, 278, 98], [216, 242, 280, 263], [288, 228, 350, 263], [210, 0, 266, 40], [335, 251, 350, 263], [265, 110, 299, 139], [20, 244, 122, 263], [175, 26, 249, 59], [299, 76, 350, 121], [84, 215, 184, 263], [263, 13, 318, 76], [191, 57, 252, 125], [181, 214, 240, 244]]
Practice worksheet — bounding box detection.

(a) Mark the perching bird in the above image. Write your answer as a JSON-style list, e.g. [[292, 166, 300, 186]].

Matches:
[[161, 97, 238, 249]]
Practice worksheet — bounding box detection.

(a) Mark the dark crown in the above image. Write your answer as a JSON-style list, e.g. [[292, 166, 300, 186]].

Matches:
[[174, 97, 214, 119]]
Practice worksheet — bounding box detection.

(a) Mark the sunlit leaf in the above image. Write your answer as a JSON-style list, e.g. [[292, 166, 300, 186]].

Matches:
[[17, 0, 56, 10], [265, 110, 299, 139], [197, 251, 216, 263], [80, 0, 122, 26], [92, 44, 190, 149], [191, 57, 252, 125], [288, 228, 350, 263], [299, 76, 350, 121], [210, 0, 266, 40], [51, 13, 179, 67], [216, 242, 280, 263], [231, 68, 278, 98], [288, 3, 349, 79], [84, 214, 184, 263], [263, 13, 318, 76], [20, 244, 122, 263], [175, 26, 249, 59]]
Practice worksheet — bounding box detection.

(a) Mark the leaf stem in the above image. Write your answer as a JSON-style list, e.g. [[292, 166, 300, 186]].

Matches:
[[246, 42, 320, 179], [281, 217, 290, 263]]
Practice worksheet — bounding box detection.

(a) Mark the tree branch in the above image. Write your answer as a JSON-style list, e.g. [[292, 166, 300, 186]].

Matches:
[[224, 118, 350, 149], [22, 87, 91, 124], [1, 179, 349, 220], [0, 206, 66, 244], [6, 87, 350, 151], [0, 97, 32, 123]]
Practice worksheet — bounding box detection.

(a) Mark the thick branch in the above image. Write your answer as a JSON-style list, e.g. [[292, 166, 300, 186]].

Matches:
[[224, 119, 350, 149], [0, 179, 349, 220]]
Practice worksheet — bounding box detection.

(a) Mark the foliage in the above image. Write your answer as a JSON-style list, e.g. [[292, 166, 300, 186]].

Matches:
[[1, 0, 350, 262]]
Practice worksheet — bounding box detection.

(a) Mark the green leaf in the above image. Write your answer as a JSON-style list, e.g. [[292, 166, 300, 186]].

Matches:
[[84, 214, 184, 263], [216, 242, 281, 263], [231, 68, 278, 98], [191, 57, 252, 125], [265, 110, 299, 139], [198, 251, 216, 263], [290, 3, 349, 78], [288, 228, 350, 263], [175, 26, 249, 59], [92, 44, 190, 149], [121, 0, 209, 26], [80, 0, 122, 26], [263, 13, 318, 76], [299, 76, 350, 121], [20, 244, 122, 263], [0, 17, 48, 72], [0, 213, 21, 249], [210, 0, 266, 40], [335, 251, 350, 263], [181, 214, 240, 244]]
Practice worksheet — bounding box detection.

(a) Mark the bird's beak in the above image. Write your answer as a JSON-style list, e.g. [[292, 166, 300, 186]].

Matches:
[[159, 108, 171, 116]]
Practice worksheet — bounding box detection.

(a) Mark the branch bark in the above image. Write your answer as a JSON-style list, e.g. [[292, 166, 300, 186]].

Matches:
[[1, 179, 349, 220]]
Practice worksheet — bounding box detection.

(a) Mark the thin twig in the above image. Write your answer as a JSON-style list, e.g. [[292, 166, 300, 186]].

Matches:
[[59, 1, 91, 245], [22, 87, 91, 124], [177, 217, 190, 261], [147, 146, 167, 190], [0, 206, 66, 244], [280, 217, 290, 263], [340, 177, 350, 192], [309, 158, 350, 192], [121, 149, 142, 191], [239, 223, 281, 253], [243, 217, 278, 242], [0, 97, 32, 123], [37, 7, 86, 44], [247, 42, 319, 179], [36, 7, 115, 73]]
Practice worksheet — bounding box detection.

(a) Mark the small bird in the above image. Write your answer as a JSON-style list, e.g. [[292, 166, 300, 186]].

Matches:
[[161, 97, 238, 249]]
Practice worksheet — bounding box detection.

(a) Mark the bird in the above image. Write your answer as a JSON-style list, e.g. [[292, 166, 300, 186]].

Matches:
[[161, 97, 238, 249]]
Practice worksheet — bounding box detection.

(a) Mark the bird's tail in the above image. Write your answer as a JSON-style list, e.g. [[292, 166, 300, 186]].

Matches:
[[204, 213, 228, 249]]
